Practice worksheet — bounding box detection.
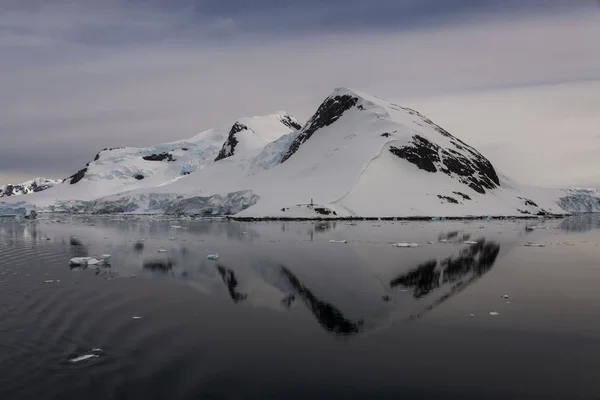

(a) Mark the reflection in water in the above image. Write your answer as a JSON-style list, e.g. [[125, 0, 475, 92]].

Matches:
[[69, 236, 88, 257], [0, 218, 517, 340], [559, 215, 600, 232], [281, 294, 296, 308], [143, 259, 175, 273], [280, 266, 364, 336], [133, 241, 145, 252], [437, 230, 471, 243], [216, 265, 248, 303], [391, 239, 500, 299]]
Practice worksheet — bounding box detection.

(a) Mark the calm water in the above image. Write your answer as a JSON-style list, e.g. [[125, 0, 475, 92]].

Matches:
[[1, 215, 600, 399]]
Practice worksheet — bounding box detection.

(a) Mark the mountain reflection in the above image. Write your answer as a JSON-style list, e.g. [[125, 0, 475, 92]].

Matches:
[[143, 259, 175, 273], [559, 215, 600, 232], [390, 239, 500, 299], [280, 266, 364, 336], [216, 265, 248, 303]]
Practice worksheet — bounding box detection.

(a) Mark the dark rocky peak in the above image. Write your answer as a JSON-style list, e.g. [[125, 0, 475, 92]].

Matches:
[[214, 121, 251, 162], [67, 167, 88, 185], [281, 88, 364, 163], [142, 152, 175, 162], [278, 113, 302, 131]]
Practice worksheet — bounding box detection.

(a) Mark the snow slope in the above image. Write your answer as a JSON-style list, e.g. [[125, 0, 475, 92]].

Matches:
[[5, 88, 599, 217], [0, 177, 59, 198]]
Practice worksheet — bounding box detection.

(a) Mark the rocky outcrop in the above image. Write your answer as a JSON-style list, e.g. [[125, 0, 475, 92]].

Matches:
[[214, 122, 248, 161], [281, 93, 359, 163]]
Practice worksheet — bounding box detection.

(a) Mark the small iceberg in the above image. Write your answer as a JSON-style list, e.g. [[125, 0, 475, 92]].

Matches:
[[66, 348, 104, 364], [463, 241, 478, 245], [392, 242, 420, 248], [524, 243, 546, 247], [329, 240, 347, 244], [69, 257, 93, 267], [157, 249, 168, 253], [207, 253, 219, 260]]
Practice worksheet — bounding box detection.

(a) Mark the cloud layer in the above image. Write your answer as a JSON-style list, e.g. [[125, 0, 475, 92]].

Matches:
[[0, 1, 599, 187]]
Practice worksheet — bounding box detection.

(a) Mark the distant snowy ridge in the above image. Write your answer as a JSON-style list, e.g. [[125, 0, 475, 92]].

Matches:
[[3, 112, 298, 209], [0, 177, 59, 198], [2, 88, 599, 218]]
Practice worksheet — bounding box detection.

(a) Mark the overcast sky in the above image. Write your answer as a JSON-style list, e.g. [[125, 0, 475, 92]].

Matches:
[[1, 0, 599, 188]]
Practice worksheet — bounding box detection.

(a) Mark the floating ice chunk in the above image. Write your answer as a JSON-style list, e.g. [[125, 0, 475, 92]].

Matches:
[[43, 280, 59, 284], [132, 316, 143, 319], [69, 257, 92, 266], [87, 258, 100, 266], [169, 225, 183, 229], [68, 354, 98, 363], [392, 242, 419, 248], [439, 239, 449, 243], [524, 243, 546, 247], [67, 348, 104, 364], [489, 311, 500, 316], [502, 294, 509, 299], [427, 241, 435, 245], [207, 253, 219, 260], [431, 217, 441, 221], [329, 240, 347, 244], [101, 254, 111, 261], [157, 249, 168, 253], [463, 241, 478, 245], [470, 314, 476, 317]]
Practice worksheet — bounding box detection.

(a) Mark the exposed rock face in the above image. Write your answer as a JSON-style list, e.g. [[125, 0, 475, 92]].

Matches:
[[214, 122, 247, 162], [389, 134, 500, 194], [279, 114, 302, 131], [142, 152, 175, 162], [0, 177, 59, 197], [281, 94, 359, 163], [67, 168, 88, 185]]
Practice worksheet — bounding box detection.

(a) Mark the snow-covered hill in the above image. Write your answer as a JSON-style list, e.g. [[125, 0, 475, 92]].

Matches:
[[10, 112, 299, 208], [3, 88, 599, 217], [0, 177, 59, 198]]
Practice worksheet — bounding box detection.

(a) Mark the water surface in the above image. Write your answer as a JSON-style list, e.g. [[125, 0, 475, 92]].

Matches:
[[1, 215, 600, 399]]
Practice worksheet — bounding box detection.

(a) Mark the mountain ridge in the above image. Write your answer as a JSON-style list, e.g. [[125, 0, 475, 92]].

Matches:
[[1, 87, 598, 217]]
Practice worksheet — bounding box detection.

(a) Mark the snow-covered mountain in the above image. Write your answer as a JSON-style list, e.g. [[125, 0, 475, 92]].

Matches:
[[2, 88, 599, 217], [0, 177, 59, 198], [11, 112, 299, 208]]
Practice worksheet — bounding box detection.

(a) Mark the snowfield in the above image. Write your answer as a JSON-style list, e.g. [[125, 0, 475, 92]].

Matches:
[[2, 88, 599, 218]]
